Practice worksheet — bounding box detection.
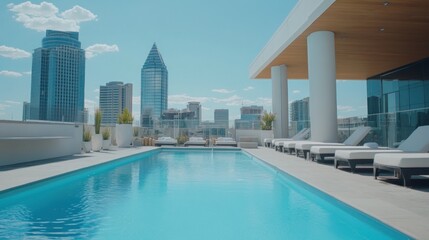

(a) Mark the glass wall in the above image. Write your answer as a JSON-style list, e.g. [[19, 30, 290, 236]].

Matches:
[[367, 58, 429, 147]]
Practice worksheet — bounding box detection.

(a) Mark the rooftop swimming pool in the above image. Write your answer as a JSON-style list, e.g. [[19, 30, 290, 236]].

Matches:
[[0, 149, 410, 239]]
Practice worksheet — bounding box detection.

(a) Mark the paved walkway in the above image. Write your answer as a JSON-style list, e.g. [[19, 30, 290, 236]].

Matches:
[[244, 147, 429, 240], [0, 147, 157, 192], [0, 146, 428, 239]]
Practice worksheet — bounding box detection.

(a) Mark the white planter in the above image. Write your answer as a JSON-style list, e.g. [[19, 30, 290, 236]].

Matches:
[[116, 124, 133, 147], [83, 141, 92, 153], [92, 134, 102, 152], [102, 139, 110, 150]]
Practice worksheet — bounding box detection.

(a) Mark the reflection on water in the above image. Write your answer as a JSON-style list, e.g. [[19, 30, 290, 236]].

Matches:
[[0, 150, 409, 239]]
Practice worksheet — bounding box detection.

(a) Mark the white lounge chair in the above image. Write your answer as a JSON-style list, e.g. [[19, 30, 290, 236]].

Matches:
[[290, 126, 372, 159], [263, 138, 273, 147], [272, 128, 310, 151], [184, 137, 207, 147], [310, 142, 383, 161], [334, 125, 429, 172], [374, 153, 429, 187], [215, 137, 237, 147], [154, 137, 178, 146]]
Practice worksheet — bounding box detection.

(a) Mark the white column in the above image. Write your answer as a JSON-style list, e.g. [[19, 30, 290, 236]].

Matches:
[[307, 31, 338, 142], [271, 65, 288, 138]]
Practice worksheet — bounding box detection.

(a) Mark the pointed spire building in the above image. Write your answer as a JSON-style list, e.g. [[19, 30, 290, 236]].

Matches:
[[141, 43, 168, 127]]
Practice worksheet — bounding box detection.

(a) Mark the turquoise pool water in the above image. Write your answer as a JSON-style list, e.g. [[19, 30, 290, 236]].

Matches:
[[0, 149, 410, 239]]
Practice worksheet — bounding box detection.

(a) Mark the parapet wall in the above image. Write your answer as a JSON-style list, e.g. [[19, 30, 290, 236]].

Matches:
[[0, 120, 83, 167]]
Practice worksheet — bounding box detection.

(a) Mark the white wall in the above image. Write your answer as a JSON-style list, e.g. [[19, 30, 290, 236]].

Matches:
[[235, 129, 273, 146], [0, 120, 83, 167]]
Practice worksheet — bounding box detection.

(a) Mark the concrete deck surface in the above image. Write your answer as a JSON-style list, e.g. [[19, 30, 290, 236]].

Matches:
[[0, 146, 428, 239], [244, 147, 429, 240]]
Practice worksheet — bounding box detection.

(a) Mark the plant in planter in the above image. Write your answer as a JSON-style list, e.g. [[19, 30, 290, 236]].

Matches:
[[102, 128, 111, 150], [261, 112, 276, 130], [116, 108, 134, 147], [177, 134, 189, 145], [83, 128, 92, 153], [92, 108, 103, 151]]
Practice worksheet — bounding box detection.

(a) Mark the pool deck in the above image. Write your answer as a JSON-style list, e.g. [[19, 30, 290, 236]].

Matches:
[[244, 147, 429, 240], [0, 146, 428, 239]]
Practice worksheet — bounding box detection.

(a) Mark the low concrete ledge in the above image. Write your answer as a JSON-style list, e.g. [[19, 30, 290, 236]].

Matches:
[[238, 142, 258, 149], [238, 136, 259, 149], [0, 121, 83, 167]]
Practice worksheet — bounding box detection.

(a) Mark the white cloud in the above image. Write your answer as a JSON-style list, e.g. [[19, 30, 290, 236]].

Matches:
[[8, 2, 97, 32], [202, 106, 210, 111], [23, 71, 31, 75], [93, 88, 99, 93], [0, 45, 31, 59], [132, 96, 141, 105], [168, 94, 209, 105], [85, 44, 119, 59], [213, 95, 254, 106], [292, 90, 301, 94], [212, 88, 234, 94], [256, 97, 272, 107], [5, 100, 21, 105], [243, 86, 254, 91], [60, 5, 97, 23], [337, 105, 356, 112], [0, 70, 23, 77], [7, 1, 58, 17], [84, 99, 96, 108]]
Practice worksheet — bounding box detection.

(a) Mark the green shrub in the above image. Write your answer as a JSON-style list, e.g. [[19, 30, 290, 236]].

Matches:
[[261, 112, 275, 130], [95, 108, 102, 134], [83, 128, 92, 142], [118, 108, 133, 124], [102, 128, 110, 140]]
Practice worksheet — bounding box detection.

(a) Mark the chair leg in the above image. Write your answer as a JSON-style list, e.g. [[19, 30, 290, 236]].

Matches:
[[374, 167, 379, 179]]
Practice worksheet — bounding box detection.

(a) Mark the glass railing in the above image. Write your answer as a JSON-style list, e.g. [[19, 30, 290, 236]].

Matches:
[[4, 106, 429, 147]]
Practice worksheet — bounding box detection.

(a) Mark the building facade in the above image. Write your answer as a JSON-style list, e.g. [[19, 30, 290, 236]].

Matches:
[[235, 105, 263, 130], [367, 57, 429, 147], [290, 97, 310, 134], [30, 30, 85, 122], [22, 101, 30, 121], [141, 43, 168, 128], [99, 81, 133, 125], [187, 102, 201, 127], [214, 109, 229, 129]]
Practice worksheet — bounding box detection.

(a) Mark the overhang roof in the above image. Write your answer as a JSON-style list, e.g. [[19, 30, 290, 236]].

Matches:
[[250, 0, 429, 80]]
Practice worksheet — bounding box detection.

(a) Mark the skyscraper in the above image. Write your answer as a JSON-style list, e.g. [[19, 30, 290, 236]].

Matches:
[[141, 43, 168, 127], [22, 101, 30, 121], [30, 30, 85, 122], [99, 81, 133, 126], [187, 101, 201, 127], [214, 109, 229, 129], [235, 105, 263, 129], [290, 97, 310, 134]]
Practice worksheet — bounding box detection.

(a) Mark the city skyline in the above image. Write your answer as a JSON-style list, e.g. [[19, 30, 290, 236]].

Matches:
[[0, 1, 367, 122]]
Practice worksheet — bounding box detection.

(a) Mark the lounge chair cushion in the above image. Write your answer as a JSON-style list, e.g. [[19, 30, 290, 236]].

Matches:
[[342, 126, 371, 146], [374, 153, 429, 168], [311, 145, 371, 154], [296, 141, 343, 150], [397, 126, 429, 152], [335, 149, 403, 160]]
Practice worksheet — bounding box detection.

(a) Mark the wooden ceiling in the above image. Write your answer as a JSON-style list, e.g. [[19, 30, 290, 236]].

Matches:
[[256, 0, 429, 80]]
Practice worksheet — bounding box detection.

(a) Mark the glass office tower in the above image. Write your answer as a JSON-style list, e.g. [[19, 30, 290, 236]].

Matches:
[[30, 30, 85, 122], [367, 58, 429, 147], [141, 43, 168, 127]]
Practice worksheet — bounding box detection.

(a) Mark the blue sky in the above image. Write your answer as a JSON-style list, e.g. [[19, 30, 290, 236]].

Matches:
[[0, 1, 367, 122]]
